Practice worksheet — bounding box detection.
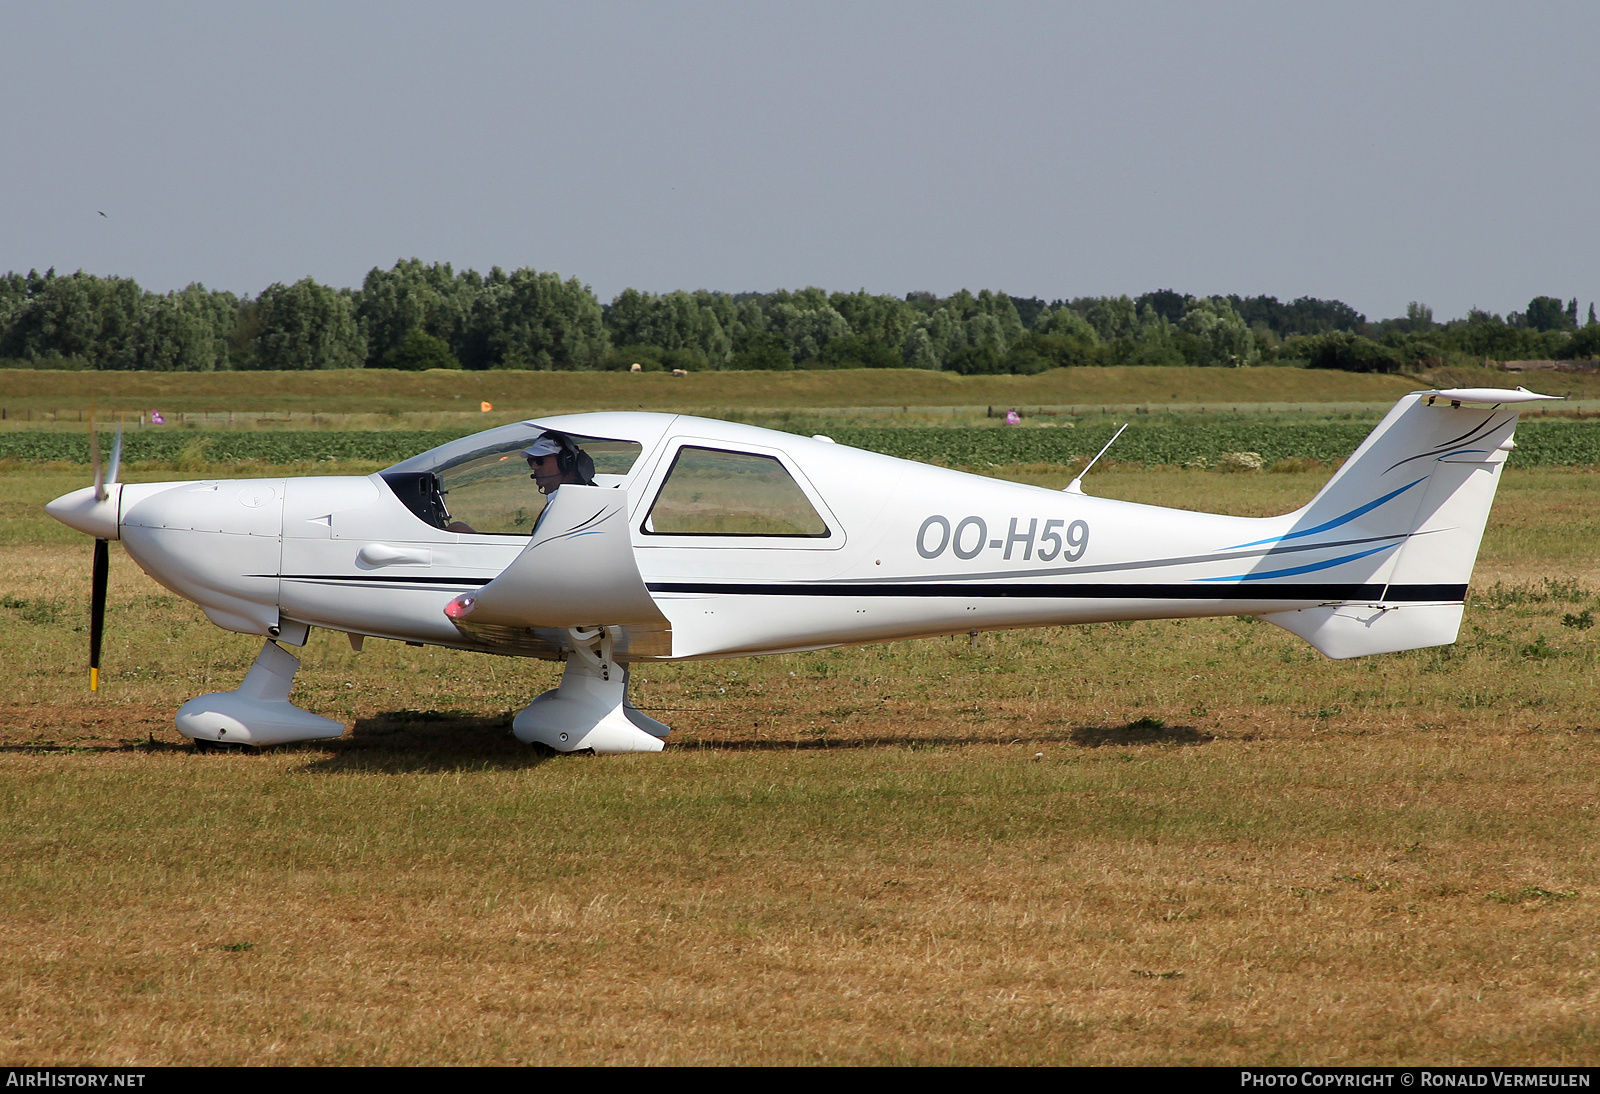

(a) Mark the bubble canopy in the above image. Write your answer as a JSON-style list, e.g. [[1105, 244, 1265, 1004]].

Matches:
[[381, 422, 644, 534]]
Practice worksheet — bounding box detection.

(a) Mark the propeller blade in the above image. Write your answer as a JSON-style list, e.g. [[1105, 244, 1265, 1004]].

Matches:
[[90, 538, 108, 691], [89, 402, 104, 503], [106, 428, 122, 489]]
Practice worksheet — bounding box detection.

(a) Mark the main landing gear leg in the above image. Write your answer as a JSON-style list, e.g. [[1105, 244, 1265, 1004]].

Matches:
[[176, 639, 347, 749], [513, 626, 668, 754]]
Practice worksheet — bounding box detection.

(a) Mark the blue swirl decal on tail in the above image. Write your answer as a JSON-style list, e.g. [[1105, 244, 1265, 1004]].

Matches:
[[1199, 542, 1399, 582], [1223, 478, 1425, 551]]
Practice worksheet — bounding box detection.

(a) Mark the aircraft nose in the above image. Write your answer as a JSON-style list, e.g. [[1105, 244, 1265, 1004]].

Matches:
[[45, 484, 121, 539]]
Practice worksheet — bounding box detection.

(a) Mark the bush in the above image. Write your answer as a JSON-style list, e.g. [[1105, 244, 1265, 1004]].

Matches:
[[1216, 451, 1264, 472], [1397, 338, 1447, 368], [945, 344, 1005, 375], [1555, 325, 1600, 361], [659, 347, 708, 373], [1298, 332, 1404, 373], [730, 332, 791, 370], [599, 344, 666, 371], [381, 328, 460, 370], [1010, 332, 1100, 369], [0, 356, 92, 370], [819, 336, 901, 369], [999, 345, 1051, 375], [1119, 341, 1187, 368]]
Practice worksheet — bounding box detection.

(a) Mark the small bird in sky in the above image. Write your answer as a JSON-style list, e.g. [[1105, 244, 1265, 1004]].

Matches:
[[98, 211, 106, 217]]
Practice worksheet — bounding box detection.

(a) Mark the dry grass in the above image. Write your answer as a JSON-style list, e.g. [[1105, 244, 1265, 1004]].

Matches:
[[2, 461, 1599, 1064], [4, 742, 1595, 1066]]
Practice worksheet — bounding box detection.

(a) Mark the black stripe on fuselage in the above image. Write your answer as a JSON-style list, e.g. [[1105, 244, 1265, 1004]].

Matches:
[[270, 574, 494, 586], [646, 581, 1466, 602], [270, 575, 1468, 603], [1384, 583, 1468, 602]]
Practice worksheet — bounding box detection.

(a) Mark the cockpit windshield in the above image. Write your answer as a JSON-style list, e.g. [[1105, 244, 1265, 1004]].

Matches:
[[381, 424, 643, 535]]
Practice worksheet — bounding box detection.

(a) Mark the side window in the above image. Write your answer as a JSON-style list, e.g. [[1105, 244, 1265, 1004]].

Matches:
[[645, 447, 828, 537]]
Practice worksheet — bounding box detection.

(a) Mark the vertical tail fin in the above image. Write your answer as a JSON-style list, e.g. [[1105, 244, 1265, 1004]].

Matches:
[[1259, 387, 1557, 658]]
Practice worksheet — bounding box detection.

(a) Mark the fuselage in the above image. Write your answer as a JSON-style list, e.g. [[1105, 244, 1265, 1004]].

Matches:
[[45, 407, 1496, 663]]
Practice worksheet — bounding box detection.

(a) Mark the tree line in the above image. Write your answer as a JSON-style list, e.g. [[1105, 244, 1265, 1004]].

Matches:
[[2, 261, 1596, 374]]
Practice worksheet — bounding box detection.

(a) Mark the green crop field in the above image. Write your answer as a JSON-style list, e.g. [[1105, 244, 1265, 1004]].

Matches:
[[6, 419, 1600, 469], [2, 367, 1598, 1064]]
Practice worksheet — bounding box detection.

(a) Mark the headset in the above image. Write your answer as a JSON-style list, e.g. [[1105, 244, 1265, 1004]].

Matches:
[[529, 432, 596, 491]]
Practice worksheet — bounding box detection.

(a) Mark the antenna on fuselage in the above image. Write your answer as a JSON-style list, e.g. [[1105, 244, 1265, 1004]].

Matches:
[[1064, 423, 1128, 495]]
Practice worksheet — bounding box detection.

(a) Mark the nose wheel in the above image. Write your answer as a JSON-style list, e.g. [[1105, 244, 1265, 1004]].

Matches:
[[192, 737, 257, 754]]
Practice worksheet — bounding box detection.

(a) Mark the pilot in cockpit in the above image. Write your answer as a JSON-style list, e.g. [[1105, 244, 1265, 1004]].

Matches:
[[522, 432, 596, 495], [445, 431, 596, 535]]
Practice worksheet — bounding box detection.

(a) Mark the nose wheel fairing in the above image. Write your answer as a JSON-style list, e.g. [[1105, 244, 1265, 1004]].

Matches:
[[175, 640, 345, 747]]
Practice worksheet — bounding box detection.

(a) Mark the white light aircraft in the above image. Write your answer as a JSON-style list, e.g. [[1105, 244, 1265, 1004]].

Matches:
[[45, 386, 1555, 754]]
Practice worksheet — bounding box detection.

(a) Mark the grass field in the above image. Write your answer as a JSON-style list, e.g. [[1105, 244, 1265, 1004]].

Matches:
[[5, 364, 1598, 434], [3, 442, 1598, 1064], [0, 364, 1433, 415]]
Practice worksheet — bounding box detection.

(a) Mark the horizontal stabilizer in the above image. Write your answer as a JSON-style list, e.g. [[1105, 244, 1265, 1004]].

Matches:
[[1416, 386, 1562, 405], [1258, 602, 1464, 659]]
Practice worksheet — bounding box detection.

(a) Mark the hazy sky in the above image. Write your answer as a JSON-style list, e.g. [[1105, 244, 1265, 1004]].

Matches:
[[3, 1, 1595, 321]]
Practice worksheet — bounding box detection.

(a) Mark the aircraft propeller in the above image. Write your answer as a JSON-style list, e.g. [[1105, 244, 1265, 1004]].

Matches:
[[86, 408, 121, 691]]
